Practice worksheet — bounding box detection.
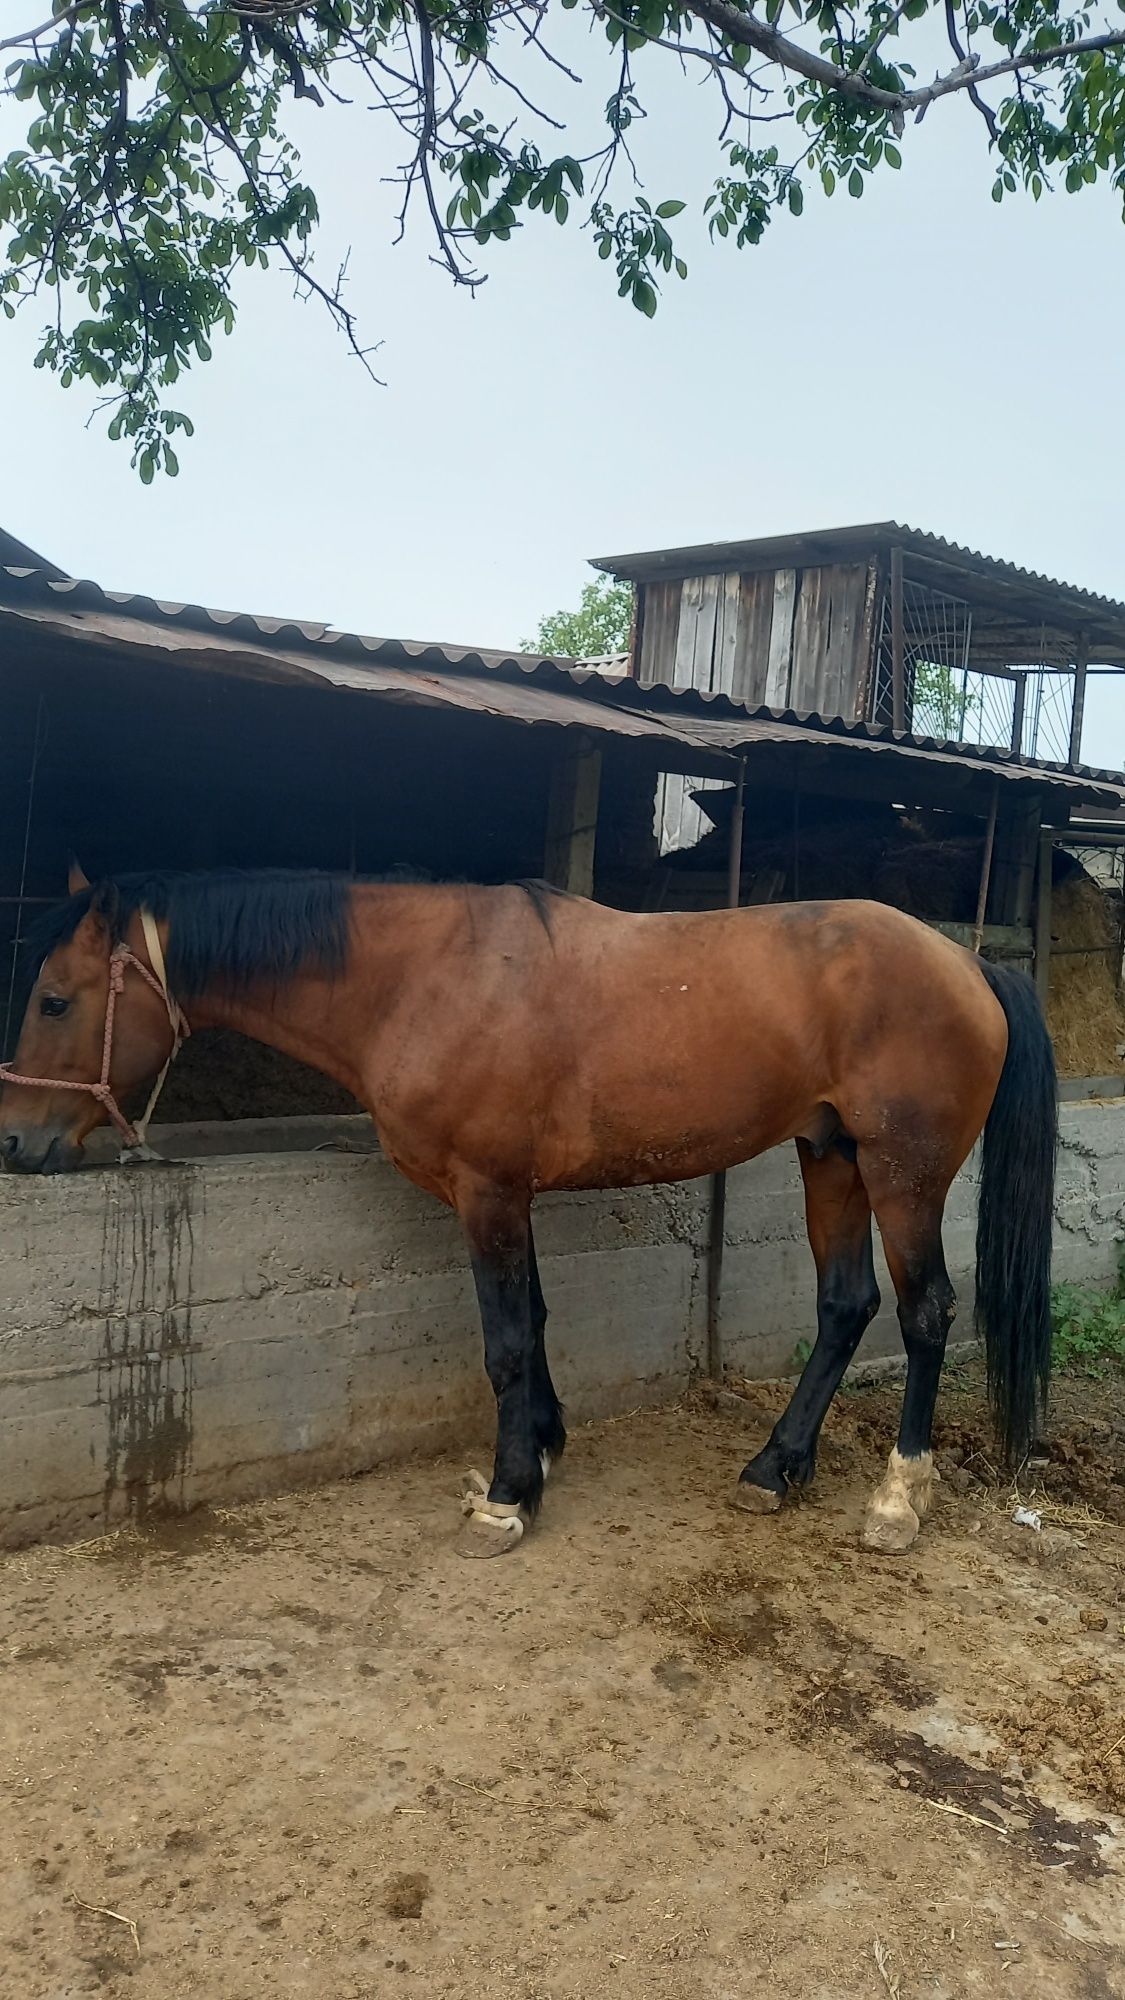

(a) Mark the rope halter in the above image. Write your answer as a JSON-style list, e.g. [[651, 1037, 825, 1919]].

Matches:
[[0, 910, 190, 1157]]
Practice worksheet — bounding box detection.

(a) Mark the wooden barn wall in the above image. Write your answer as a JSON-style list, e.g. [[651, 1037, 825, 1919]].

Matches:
[[636, 561, 873, 851], [637, 561, 872, 717]]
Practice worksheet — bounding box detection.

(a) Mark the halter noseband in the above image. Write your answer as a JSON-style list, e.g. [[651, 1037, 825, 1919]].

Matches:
[[0, 911, 190, 1155]]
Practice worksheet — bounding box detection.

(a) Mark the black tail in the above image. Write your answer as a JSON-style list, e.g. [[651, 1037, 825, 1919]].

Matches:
[[975, 961, 1057, 1465]]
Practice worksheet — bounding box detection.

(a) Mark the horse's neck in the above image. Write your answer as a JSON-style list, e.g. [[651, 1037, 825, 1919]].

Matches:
[[179, 885, 458, 1102], [186, 974, 370, 1100]]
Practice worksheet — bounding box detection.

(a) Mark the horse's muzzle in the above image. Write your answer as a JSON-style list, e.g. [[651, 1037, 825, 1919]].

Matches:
[[0, 1128, 81, 1174]]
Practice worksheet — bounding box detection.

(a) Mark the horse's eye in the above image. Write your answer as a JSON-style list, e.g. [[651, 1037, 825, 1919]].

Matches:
[[39, 995, 70, 1018]]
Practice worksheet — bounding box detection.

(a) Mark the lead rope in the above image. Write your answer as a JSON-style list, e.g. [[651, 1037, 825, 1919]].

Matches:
[[120, 911, 191, 1163]]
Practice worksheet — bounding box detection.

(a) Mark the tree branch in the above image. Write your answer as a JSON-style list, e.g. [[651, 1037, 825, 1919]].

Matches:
[[942, 0, 998, 141], [686, 0, 1125, 131], [0, 2, 86, 55]]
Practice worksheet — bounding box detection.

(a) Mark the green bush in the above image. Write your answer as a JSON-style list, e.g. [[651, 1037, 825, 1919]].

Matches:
[[1050, 1257, 1125, 1377]]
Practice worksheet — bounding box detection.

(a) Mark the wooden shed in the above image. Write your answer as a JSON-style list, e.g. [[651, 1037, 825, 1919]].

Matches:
[[593, 522, 1125, 767]]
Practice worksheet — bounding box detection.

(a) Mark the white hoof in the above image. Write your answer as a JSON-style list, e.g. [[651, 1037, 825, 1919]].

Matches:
[[863, 1449, 936, 1553], [732, 1480, 783, 1515], [457, 1469, 528, 1559]]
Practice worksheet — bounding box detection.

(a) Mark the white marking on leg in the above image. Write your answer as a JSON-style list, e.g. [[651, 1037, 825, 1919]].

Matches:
[[540, 1450, 552, 1482], [863, 1448, 936, 1553], [460, 1468, 527, 1542]]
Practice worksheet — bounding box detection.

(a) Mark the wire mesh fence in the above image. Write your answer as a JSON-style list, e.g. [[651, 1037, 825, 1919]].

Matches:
[[871, 577, 1078, 761]]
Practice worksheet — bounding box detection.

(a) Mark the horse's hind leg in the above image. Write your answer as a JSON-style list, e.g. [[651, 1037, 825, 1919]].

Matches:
[[861, 1171, 956, 1554], [528, 1225, 566, 1476], [735, 1141, 879, 1513]]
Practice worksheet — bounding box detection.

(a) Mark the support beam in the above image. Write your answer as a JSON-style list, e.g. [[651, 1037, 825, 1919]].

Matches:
[[890, 544, 906, 733], [972, 778, 1000, 956], [1010, 674, 1026, 757], [544, 733, 602, 897], [1069, 635, 1089, 768], [989, 788, 1041, 927], [1035, 829, 1053, 1005], [706, 758, 746, 1381]]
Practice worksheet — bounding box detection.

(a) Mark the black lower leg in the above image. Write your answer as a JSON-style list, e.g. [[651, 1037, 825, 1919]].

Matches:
[[528, 1229, 566, 1465], [740, 1235, 879, 1499], [895, 1244, 956, 1461], [466, 1199, 545, 1516]]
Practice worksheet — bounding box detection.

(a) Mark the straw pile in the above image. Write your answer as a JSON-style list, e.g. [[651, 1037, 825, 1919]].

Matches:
[[1046, 868, 1125, 1077]]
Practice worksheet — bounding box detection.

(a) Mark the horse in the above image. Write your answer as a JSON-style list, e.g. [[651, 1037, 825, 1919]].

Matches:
[[0, 866, 1056, 1557]]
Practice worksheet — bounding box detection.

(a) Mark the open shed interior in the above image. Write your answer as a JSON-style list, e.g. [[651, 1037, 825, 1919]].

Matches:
[[5, 538, 1125, 1126]]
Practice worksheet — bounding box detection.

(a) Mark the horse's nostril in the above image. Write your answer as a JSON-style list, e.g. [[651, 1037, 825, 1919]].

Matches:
[[1, 1133, 21, 1162]]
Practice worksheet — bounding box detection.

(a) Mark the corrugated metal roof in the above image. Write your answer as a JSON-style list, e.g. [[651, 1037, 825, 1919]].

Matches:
[[2, 561, 1123, 807], [0, 527, 68, 582], [591, 521, 1125, 650]]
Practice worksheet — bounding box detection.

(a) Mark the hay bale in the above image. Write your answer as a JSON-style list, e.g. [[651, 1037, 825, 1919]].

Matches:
[[1046, 871, 1125, 1078]]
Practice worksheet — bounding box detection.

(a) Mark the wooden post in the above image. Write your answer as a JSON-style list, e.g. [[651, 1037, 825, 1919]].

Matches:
[[1010, 674, 1026, 758], [544, 733, 602, 897], [890, 545, 905, 733], [1035, 828, 1053, 1004], [1069, 635, 1089, 768], [990, 788, 1041, 927], [971, 778, 1000, 956], [706, 759, 746, 1381]]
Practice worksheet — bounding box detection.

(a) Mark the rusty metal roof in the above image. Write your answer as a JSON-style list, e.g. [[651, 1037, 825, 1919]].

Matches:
[[2, 560, 1123, 808], [592, 522, 1125, 663]]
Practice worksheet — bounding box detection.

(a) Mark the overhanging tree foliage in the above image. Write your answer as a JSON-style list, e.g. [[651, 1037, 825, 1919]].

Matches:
[[3, 0, 1124, 476], [525, 576, 633, 656]]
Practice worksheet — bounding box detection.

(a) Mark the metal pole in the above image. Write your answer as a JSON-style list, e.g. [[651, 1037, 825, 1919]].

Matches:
[[707, 759, 746, 1381], [971, 777, 1000, 956], [1035, 828, 1053, 1004], [890, 545, 905, 733], [1069, 634, 1089, 768]]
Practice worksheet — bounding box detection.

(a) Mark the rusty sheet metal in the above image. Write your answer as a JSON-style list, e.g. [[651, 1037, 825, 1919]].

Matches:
[[2, 566, 1123, 806]]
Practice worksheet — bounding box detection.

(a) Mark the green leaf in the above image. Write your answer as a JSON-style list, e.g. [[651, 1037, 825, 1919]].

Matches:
[[884, 143, 902, 170], [655, 199, 685, 218], [848, 168, 864, 198]]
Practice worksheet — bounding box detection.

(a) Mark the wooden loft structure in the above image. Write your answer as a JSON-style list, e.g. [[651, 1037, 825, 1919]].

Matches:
[[591, 523, 1125, 996], [593, 521, 1125, 770]]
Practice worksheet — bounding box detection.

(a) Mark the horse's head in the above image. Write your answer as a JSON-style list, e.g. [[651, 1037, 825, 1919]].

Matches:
[[0, 868, 180, 1173]]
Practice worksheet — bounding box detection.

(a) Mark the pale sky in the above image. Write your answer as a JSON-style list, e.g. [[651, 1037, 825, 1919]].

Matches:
[[4, 18, 1125, 764]]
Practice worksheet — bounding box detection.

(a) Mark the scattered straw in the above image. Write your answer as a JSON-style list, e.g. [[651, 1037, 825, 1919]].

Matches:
[[923, 1798, 1009, 1838], [71, 1892, 141, 1957], [873, 1937, 901, 1997], [995, 1485, 1108, 1533]]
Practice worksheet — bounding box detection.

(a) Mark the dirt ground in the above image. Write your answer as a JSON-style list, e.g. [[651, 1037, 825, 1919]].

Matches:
[[2, 1362, 1123, 2000]]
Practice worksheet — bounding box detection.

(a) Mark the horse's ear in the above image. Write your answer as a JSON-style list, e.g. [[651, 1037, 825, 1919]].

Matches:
[[67, 858, 90, 896]]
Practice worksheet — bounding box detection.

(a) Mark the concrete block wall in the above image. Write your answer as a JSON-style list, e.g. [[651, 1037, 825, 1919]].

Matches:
[[0, 1102, 1122, 1546]]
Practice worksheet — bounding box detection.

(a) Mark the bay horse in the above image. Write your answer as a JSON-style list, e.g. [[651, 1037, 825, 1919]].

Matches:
[[0, 868, 1056, 1557]]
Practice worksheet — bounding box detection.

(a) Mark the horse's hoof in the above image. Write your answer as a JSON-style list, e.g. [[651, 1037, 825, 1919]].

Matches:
[[862, 1493, 920, 1553], [732, 1479, 782, 1515], [455, 1515, 525, 1559]]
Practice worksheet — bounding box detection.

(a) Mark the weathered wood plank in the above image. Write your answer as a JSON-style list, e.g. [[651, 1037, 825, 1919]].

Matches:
[[637, 580, 678, 686], [714, 571, 742, 694], [732, 572, 775, 706], [692, 574, 721, 691], [764, 569, 797, 708], [674, 575, 705, 687]]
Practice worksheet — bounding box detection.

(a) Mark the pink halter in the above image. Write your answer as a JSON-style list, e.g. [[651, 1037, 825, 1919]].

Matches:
[[0, 915, 189, 1152]]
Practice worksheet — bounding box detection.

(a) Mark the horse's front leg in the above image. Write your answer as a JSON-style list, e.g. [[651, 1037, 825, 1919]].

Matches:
[[457, 1182, 543, 1558]]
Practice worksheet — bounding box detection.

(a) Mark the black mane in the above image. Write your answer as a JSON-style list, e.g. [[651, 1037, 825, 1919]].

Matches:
[[26, 868, 567, 998], [28, 869, 356, 1000]]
